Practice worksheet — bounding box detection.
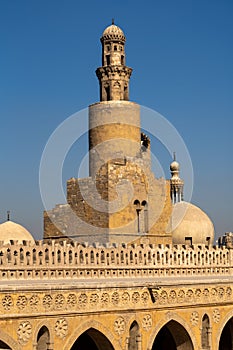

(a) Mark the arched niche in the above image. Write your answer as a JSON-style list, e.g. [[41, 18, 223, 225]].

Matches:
[[36, 326, 51, 350], [128, 320, 140, 350], [70, 327, 114, 350], [152, 320, 194, 350], [201, 314, 210, 349], [219, 317, 233, 350]]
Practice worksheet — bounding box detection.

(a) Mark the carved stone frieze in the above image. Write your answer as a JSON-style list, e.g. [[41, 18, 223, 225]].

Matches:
[[16, 295, 27, 310], [29, 294, 39, 309], [169, 290, 177, 302], [1, 286, 229, 318], [122, 292, 130, 304], [101, 292, 109, 305], [226, 287, 232, 297], [218, 287, 224, 299], [42, 294, 53, 309], [2, 295, 13, 310], [111, 292, 120, 305], [55, 294, 65, 309], [67, 293, 77, 308], [78, 293, 87, 308], [90, 293, 99, 305], [177, 290, 185, 302], [149, 286, 232, 306], [132, 292, 140, 304], [141, 291, 149, 304]]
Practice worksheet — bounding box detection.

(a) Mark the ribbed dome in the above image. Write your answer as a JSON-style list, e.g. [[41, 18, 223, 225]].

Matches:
[[171, 202, 214, 245], [0, 220, 35, 245], [102, 24, 126, 42]]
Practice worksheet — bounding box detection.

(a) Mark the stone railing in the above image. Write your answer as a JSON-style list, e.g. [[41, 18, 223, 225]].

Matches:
[[0, 240, 231, 281]]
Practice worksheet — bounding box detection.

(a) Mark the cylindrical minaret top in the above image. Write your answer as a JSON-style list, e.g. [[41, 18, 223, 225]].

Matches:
[[96, 21, 132, 101], [170, 153, 184, 204]]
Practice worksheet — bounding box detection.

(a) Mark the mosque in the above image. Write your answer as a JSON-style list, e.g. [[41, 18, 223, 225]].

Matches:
[[0, 22, 232, 350]]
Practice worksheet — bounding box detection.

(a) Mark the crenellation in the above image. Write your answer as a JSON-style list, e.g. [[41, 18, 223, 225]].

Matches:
[[0, 242, 231, 279]]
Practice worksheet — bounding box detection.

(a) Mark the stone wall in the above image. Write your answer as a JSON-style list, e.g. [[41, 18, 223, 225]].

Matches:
[[0, 240, 233, 349]]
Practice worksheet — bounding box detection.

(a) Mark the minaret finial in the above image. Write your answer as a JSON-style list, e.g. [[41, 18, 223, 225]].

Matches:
[[112, 18, 114, 25], [173, 152, 176, 161], [7, 211, 10, 221]]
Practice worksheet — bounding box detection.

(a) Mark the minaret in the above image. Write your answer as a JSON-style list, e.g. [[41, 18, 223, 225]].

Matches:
[[88, 22, 141, 177], [170, 153, 184, 204], [96, 19, 132, 101]]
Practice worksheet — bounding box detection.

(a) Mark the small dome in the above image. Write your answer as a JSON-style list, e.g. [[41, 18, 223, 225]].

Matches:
[[102, 24, 126, 42], [0, 220, 35, 245], [170, 160, 180, 171], [171, 202, 214, 245]]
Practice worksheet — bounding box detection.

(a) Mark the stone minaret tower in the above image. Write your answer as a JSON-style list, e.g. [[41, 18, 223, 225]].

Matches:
[[44, 22, 173, 246], [170, 154, 184, 203], [96, 19, 132, 101], [89, 22, 141, 177]]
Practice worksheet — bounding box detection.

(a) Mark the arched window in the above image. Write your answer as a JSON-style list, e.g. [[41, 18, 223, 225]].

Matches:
[[124, 84, 128, 100], [128, 321, 140, 350], [36, 326, 50, 350], [201, 314, 210, 349], [142, 201, 148, 233], [134, 200, 141, 233]]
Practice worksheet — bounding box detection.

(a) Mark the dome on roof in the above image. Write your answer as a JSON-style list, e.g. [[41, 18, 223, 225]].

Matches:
[[102, 24, 126, 42], [0, 220, 35, 245], [171, 202, 214, 245]]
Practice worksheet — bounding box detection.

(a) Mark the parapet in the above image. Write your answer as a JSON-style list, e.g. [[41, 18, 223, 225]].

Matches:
[[0, 240, 231, 276]]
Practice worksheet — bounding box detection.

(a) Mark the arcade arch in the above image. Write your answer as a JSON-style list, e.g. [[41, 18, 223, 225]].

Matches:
[[70, 328, 114, 350], [0, 340, 11, 349], [0, 329, 21, 350], [152, 320, 194, 350], [219, 317, 233, 350]]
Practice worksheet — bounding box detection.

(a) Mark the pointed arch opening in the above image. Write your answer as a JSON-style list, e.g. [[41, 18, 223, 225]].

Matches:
[[152, 320, 194, 350], [70, 328, 114, 350], [128, 321, 140, 350], [219, 317, 233, 350], [201, 314, 210, 349], [36, 326, 51, 350], [141, 200, 148, 233]]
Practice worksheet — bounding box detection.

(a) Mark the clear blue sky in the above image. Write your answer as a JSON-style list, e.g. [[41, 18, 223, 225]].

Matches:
[[0, 0, 232, 239]]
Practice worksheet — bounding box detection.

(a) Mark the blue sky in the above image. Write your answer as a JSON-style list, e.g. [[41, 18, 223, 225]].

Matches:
[[0, 0, 232, 239]]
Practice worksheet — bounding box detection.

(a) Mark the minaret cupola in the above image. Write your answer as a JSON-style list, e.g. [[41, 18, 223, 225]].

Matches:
[[170, 153, 184, 204], [96, 20, 132, 101]]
